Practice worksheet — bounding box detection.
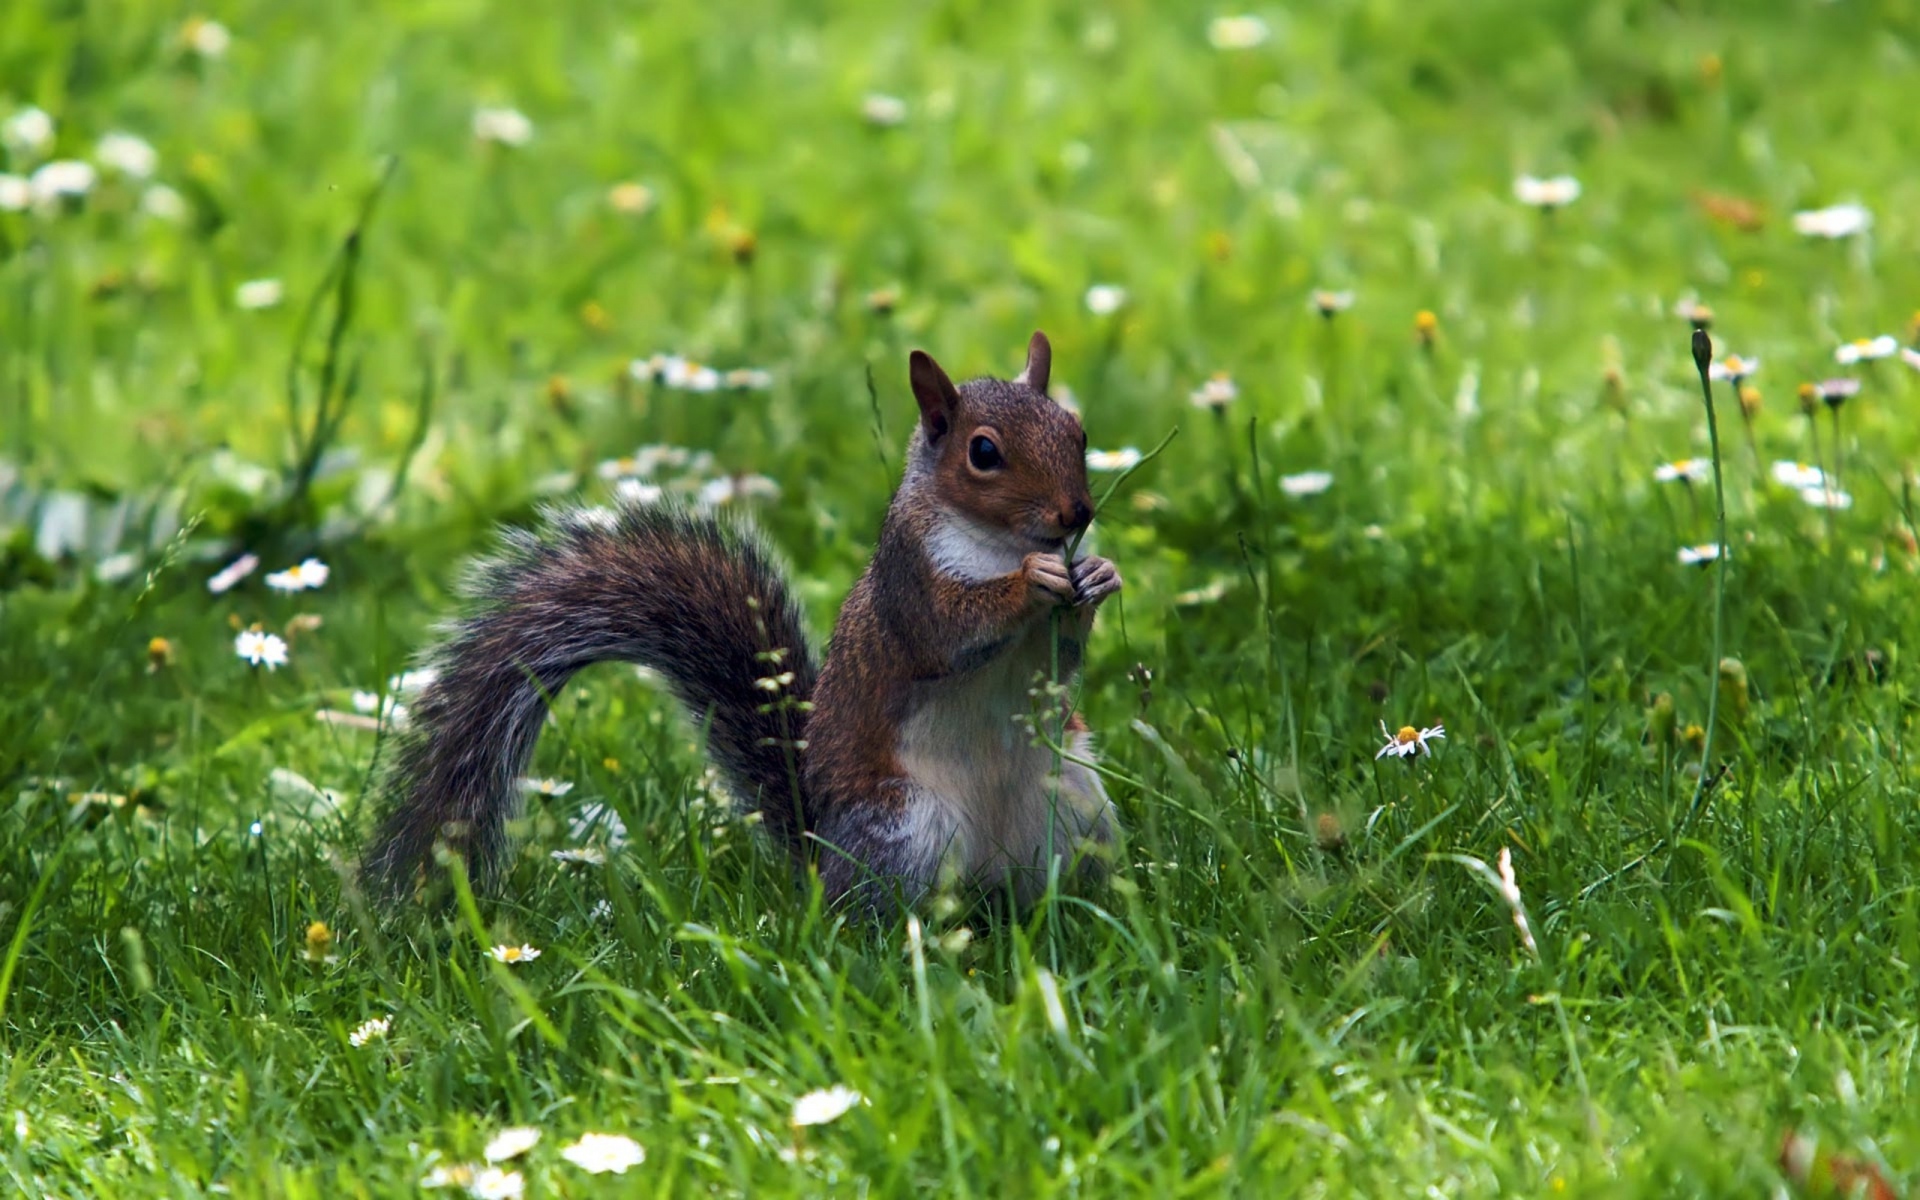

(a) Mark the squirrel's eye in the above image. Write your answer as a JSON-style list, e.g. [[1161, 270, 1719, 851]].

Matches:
[[968, 435, 1004, 471]]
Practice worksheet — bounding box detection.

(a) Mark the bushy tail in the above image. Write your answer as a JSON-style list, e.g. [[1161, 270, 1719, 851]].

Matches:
[[362, 503, 817, 897]]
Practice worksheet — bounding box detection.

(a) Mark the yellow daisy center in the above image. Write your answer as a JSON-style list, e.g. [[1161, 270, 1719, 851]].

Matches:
[[1396, 726, 1419, 744]]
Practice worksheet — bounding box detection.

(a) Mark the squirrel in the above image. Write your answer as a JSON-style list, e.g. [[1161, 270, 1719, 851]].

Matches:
[[362, 331, 1123, 908]]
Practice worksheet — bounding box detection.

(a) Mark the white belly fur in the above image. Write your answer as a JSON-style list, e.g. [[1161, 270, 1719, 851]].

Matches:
[[894, 622, 1115, 898]]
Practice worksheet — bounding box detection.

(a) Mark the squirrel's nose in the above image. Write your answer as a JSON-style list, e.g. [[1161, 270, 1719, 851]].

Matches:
[[1064, 500, 1093, 531]]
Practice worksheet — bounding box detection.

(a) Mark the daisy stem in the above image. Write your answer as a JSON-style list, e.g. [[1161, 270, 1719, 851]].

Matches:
[[1674, 330, 1729, 843]]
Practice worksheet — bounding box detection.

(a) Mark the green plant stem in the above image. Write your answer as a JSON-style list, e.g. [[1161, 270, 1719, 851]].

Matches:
[[1674, 336, 1729, 843]]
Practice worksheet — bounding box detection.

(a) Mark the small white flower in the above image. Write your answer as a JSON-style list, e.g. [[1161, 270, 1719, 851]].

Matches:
[[488, 944, 541, 964], [1677, 543, 1722, 566], [473, 106, 534, 147], [861, 93, 907, 127], [1174, 578, 1231, 605], [236, 278, 284, 310], [520, 777, 574, 797], [350, 690, 409, 725], [791, 1085, 864, 1127], [614, 479, 664, 506], [29, 160, 96, 208], [1707, 354, 1758, 382], [1188, 372, 1238, 410], [95, 132, 157, 179], [1771, 461, 1825, 489], [1652, 459, 1710, 484], [1375, 721, 1445, 760], [1310, 289, 1354, 316], [2, 107, 54, 159], [467, 1167, 524, 1200], [1084, 284, 1127, 316], [483, 1127, 542, 1163], [551, 847, 607, 866], [1792, 203, 1872, 239], [1816, 378, 1863, 404], [208, 552, 259, 593], [235, 630, 289, 669], [264, 557, 330, 592], [1514, 174, 1581, 208], [421, 1164, 476, 1190], [0, 174, 28, 212], [140, 184, 187, 220], [590, 898, 614, 921], [1086, 447, 1142, 471], [560, 1133, 646, 1175], [1207, 15, 1271, 50], [185, 18, 232, 59], [347, 1016, 390, 1047], [658, 356, 720, 391], [390, 667, 440, 693], [1835, 336, 1897, 365], [608, 181, 653, 214], [1279, 471, 1333, 497], [1800, 485, 1853, 510], [724, 367, 774, 390]]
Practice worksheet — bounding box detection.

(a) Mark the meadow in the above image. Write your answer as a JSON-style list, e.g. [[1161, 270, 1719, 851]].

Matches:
[[4, 0, 1920, 1194]]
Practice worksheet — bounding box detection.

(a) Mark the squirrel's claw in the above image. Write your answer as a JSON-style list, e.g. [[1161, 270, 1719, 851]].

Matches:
[[1070, 555, 1122, 608], [1023, 551, 1075, 607]]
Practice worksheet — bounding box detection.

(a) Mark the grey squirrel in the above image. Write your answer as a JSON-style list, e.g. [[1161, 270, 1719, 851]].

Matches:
[[363, 332, 1123, 906]]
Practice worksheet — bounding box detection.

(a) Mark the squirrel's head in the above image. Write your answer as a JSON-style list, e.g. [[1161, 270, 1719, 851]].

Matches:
[[907, 332, 1094, 550]]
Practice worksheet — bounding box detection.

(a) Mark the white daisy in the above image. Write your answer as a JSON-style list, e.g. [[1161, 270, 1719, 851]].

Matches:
[[662, 356, 721, 391], [235, 630, 289, 669], [184, 18, 232, 59], [472, 106, 534, 147], [264, 557, 330, 592], [1707, 354, 1758, 382], [467, 1167, 524, 1200], [590, 898, 614, 921], [608, 181, 653, 214], [1310, 289, 1354, 317], [487, 944, 541, 965], [1374, 721, 1445, 760], [235, 278, 284, 310], [207, 552, 259, 594], [1279, 471, 1333, 497], [347, 1016, 390, 1047], [860, 93, 907, 127], [520, 777, 574, 797], [1800, 486, 1853, 510], [1513, 174, 1581, 209], [1652, 459, 1710, 484], [550, 847, 607, 866], [1791, 203, 1872, 239], [1771, 461, 1825, 489], [1188, 372, 1238, 410], [1835, 336, 1897, 365], [614, 479, 664, 506], [560, 1133, 646, 1175], [95, 132, 157, 179], [1207, 15, 1271, 50], [0, 174, 28, 212], [483, 1127, 542, 1163], [791, 1085, 864, 1127], [1677, 543, 1722, 566], [1816, 378, 1862, 405], [140, 184, 187, 220], [350, 690, 409, 724], [2, 107, 54, 160], [1084, 284, 1127, 316], [1086, 447, 1142, 471], [29, 160, 96, 208], [420, 1164, 476, 1190], [390, 667, 440, 693]]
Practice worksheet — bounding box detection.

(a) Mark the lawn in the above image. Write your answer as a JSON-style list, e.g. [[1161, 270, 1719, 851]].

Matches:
[[4, 0, 1920, 1194]]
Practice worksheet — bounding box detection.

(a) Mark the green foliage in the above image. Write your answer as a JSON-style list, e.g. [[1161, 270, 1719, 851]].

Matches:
[[4, 0, 1919, 1193]]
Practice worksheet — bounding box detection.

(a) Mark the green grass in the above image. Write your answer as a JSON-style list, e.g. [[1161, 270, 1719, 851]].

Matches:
[[5, 0, 1920, 1194]]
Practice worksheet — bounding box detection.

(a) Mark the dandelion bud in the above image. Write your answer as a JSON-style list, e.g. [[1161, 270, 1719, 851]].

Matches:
[[545, 374, 573, 414], [303, 920, 334, 964], [1647, 691, 1676, 749], [1717, 657, 1751, 729], [865, 286, 899, 315], [1414, 309, 1439, 347], [1682, 722, 1706, 752], [147, 636, 174, 672], [1797, 382, 1820, 416], [729, 227, 757, 265], [1738, 385, 1761, 420]]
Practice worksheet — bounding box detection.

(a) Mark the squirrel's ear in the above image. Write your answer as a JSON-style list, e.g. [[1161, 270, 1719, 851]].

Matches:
[[909, 350, 961, 444], [1014, 331, 1052, 395]]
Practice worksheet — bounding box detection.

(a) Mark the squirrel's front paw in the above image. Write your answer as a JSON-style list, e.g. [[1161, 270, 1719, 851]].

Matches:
[[1070, 555, 1123, 608], [1023, 551, 1075, 608]]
